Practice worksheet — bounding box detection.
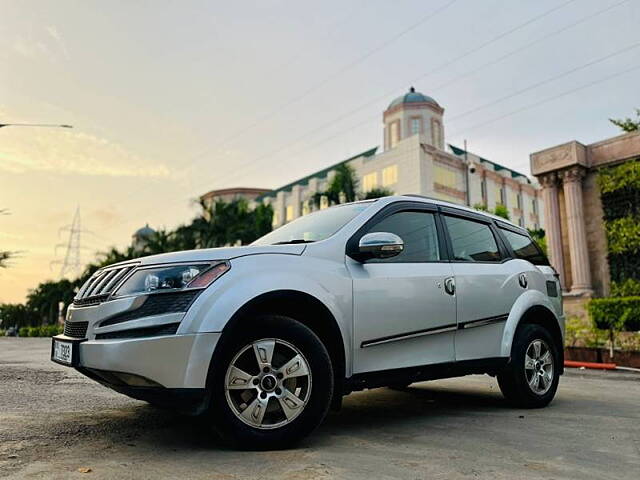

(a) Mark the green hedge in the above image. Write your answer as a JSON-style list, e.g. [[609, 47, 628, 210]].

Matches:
[[588, 297, 640, 332], [17, 325, 63, 337], [598, 161, 640, 285]]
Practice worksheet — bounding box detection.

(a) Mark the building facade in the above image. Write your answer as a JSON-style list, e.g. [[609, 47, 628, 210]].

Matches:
[[204, 88, 544, 230], [530, 130, 640, 317]]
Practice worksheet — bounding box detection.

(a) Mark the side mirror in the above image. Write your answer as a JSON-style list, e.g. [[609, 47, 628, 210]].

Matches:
[[356, 232, 404, 261]]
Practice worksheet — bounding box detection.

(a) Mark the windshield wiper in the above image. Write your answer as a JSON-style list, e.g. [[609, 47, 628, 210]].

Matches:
[[272, 239, 315, 245]]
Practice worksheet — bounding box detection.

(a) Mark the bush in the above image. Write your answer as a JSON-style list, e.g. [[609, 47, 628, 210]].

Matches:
[[18, 327, 29, 337], [611, 278, 640, 297], [588, 297, 640, 332], [0, 329, 4, 336]]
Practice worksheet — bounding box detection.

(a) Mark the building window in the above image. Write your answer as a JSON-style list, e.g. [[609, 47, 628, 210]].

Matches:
[[272, 211, 280, 227], [480, 178, 487, 203], [517, 192, 522, 210], [302, 201, 310, 216], [434, 165, 459, 188], [499, 186, 506, 206], [382, 165, 398, 186], [410, 118, 421, 135], [518, 217, 525, 227], [320, 195, 329, 210], [532, 198, 538, 215], [285, 205, 294, 222], [363, 172, 378, 192], [432, 119, 442, 149], [390, 121, 400, 148]]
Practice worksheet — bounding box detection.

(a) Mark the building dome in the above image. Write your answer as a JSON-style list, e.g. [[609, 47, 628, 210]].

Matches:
[[387, 87, 439, 109], [133, 224, 155, 238]]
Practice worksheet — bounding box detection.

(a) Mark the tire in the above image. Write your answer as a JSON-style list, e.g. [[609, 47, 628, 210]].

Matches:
[[208, 315, 334, 449], [498, 323, 560, 408]]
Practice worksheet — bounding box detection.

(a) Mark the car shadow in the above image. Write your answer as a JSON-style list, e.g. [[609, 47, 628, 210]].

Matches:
[[68, 380, 520, 452]]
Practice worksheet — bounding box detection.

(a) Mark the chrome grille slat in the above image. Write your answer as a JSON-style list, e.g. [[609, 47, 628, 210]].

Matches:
[[92, 269, 119, 296], [74, 264, 138, 306], [84, 271, 108, 298], [101, 266, 132, 294]]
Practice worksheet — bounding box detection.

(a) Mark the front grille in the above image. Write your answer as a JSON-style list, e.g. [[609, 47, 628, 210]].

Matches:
[[64, 321, 88, 338], [95, 323, 179, 340], [74, 264, 138, 306]]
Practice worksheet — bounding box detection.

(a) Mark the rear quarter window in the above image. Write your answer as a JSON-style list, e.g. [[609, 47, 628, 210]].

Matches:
[[500, 228, 549, 265]]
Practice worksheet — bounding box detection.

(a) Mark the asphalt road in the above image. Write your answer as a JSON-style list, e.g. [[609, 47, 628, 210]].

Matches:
[[1, 338, 638, 480]]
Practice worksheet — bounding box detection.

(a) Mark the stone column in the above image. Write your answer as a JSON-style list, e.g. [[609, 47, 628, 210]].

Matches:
[[561, 166, 592, 294], [539, 173, 566, 289]]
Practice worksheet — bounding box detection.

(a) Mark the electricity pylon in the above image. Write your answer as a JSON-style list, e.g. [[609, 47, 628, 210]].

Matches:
[[52, 207, 89, 279]]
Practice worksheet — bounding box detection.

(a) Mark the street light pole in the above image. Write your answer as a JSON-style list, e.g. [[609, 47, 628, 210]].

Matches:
[[0, 123, 72, 129]]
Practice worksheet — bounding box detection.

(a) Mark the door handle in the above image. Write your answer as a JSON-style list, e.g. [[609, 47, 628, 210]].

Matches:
[[444, 277, 455, 296]]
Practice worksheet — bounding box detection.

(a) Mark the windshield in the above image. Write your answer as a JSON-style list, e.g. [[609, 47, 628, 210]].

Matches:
[[252, 202, 373, 245]]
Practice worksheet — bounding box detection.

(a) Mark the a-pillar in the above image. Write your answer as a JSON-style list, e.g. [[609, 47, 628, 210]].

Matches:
[[561, 166, 592, 294], [539, 173, 566, 290]]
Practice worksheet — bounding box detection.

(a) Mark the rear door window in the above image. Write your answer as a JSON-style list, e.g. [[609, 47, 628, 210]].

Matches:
[[500, 228, 549, 265], [444, 215, 501, 262]]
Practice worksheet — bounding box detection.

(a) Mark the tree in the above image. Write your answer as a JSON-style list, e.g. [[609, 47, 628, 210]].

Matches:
[[1, 209, 13, 268], [609, 109, 640, 133], [528, 228, 548, 256], [473, 203, 510, 220], [313, 164, 359, 207], [493, 204, 510, 220], [363, 187, 394, 200], [0, 303, 39, 329], [26, 280, 76, 325]]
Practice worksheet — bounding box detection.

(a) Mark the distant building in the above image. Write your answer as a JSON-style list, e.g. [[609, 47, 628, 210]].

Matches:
[[132, 224, 156, 252], [530, 130, 640, 317], [199, 187, 271, 208], [203, 87, 544, 229]]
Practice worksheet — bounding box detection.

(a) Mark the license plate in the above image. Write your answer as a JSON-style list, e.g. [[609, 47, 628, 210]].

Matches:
[[51, 339, 76, 366]]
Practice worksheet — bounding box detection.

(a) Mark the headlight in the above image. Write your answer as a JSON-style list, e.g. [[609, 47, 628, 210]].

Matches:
[[113, 262, 230, 297]]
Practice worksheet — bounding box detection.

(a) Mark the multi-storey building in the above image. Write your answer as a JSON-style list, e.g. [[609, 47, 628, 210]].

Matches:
[[204, 87, 544, 230]]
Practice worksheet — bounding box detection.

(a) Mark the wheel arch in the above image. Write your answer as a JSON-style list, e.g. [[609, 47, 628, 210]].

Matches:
[[503, 303, 564, 374], [207, 289, 347, 397]]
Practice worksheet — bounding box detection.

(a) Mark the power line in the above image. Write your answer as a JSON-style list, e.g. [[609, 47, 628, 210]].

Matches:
[[448, 40, 640, 122], [93, 0, 622, 242], [181, 0, 581, 194], [448, 63, 640, 138], [177, 0, 459, 168], [428, 0, 631, 95]]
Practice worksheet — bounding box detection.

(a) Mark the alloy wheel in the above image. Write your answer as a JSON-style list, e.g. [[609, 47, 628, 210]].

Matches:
[[524, 339, 554, 395], [224, 338, 312, 429]]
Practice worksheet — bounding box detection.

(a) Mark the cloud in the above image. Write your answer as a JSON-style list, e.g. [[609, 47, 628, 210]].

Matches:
[[0, 128, 171, 178], [45, 25, 70, 60]]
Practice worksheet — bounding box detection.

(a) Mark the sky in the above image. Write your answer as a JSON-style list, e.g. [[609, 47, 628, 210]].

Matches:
[[1, 0, 639, 303]]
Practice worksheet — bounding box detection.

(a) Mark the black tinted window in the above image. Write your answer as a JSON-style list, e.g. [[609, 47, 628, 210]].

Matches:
[[367, 211, 440, 262], [444, 216, 501, 262], [500, 228, 549, 265]]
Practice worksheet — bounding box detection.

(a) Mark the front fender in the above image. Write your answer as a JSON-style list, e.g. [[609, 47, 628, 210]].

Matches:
[[178, 254, 352, 368], [500, 289, 563, 358]]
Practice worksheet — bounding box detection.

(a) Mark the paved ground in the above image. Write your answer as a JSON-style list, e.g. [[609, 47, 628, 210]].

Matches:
[[1, 338, 638, 480]]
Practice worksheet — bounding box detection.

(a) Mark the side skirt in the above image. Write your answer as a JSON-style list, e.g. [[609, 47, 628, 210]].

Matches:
[[343, 357, 509, 394]]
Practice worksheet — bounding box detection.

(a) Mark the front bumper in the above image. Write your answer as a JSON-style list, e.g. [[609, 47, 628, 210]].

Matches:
[[53, 332, 221, 389]]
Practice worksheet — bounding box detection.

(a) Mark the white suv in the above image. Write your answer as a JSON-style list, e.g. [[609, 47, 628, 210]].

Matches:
[[53, 195, 564, 448]]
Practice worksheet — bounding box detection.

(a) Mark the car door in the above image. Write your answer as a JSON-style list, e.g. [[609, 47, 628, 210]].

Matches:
[[440, 208, 521, 361], [347, 203, 456, 374]]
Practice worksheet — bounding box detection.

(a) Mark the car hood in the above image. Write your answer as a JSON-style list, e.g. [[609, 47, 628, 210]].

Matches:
[[129, 244, 307, 266]]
